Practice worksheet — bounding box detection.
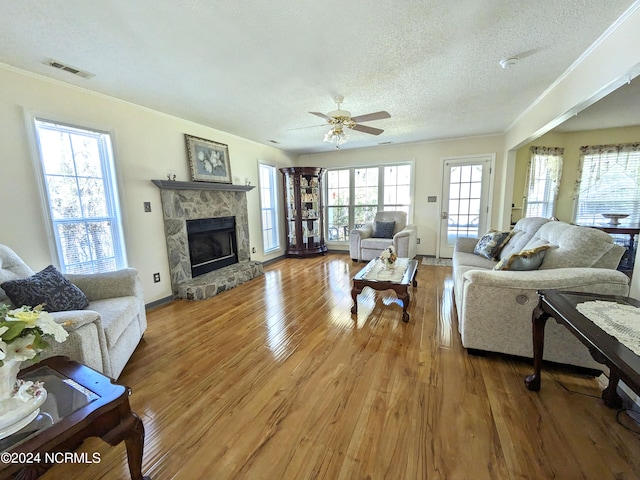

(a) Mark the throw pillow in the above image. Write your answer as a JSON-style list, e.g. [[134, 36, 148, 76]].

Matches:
[[1, 265, 89, 312], [493, 245, 552, 271], [373, 221, 396, 238], [473, 229, 514, 260]]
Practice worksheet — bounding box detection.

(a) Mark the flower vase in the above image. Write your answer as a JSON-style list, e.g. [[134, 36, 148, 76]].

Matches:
[[0, 360, 20, 400], [0, 360, 47, 438]]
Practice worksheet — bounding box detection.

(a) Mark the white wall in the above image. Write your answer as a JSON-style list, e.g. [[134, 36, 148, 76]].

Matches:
[[0, 65, 295, 303], [299, 135, 506, 256]]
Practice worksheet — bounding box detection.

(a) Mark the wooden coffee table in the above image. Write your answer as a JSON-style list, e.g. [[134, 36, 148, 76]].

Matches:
[[0, 356, 149, 479], [351, 258, 418, 322]]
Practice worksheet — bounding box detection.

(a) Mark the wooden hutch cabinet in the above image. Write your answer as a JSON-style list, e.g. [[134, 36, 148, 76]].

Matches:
[[280, 167, 328, 257]]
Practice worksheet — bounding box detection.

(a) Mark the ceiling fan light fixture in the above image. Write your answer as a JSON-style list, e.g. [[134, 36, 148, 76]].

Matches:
[[324, 125, 348, 149]]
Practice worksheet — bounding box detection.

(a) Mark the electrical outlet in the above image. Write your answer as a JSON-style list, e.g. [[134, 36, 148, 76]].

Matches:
[[417, 238, 421, 244], [251, 247, 256, 254], [153, 272, 160, 283], [144, 202, 152, 212]]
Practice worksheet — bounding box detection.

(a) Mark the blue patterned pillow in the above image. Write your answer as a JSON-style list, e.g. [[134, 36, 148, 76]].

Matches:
[[1, 265, 89, 312], [373, 221, 396, 238], [473, 229, 514, 260]]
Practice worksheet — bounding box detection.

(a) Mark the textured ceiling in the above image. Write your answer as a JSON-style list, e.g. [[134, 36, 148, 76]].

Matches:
[[0, 1, 638, 154]]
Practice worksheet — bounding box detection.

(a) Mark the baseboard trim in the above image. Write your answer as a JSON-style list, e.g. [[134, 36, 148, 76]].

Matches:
[[145, 295, 174, 310]]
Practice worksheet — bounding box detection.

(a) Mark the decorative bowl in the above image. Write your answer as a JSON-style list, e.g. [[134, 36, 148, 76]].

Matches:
[[601, 213, 629, 225]]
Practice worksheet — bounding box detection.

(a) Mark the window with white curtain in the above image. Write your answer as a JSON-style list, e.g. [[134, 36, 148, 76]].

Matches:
[[33, 118, 127, 273], [524, 146, 564, 218], [574, 143, 640, 225], [259, 163, 280, 253]]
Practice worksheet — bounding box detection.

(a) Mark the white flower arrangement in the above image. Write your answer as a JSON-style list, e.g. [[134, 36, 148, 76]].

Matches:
[[0, 304, 69, 365], [379, 245, 398, 266]]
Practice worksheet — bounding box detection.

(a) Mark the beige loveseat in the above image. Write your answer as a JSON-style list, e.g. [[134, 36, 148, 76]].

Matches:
[[453, 217, 630, 369], [0, 244, 146, 379], [349, 211, 417, 262]]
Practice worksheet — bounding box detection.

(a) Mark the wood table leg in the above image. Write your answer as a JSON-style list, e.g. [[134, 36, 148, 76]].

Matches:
[[351, 285, 361, 314], [602, 369, 624, 408], [525, 302, 550, 391], [101, 409, 150, 480], [398, 289, 410, 322]]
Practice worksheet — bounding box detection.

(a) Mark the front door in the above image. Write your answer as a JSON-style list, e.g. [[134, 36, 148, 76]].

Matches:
[[438, 155, 493, 258]]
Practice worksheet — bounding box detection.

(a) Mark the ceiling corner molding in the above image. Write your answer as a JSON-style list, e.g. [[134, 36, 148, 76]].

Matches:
[[506, 0, 640, 135]]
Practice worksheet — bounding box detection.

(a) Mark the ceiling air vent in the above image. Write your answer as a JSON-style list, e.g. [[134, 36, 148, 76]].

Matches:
[[44, 59, 94, 79]]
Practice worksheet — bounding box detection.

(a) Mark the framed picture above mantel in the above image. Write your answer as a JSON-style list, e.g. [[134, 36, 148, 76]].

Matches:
[[185, 134, 232, 184]]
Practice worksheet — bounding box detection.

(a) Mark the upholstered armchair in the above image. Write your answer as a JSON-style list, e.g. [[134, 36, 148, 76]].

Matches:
[[0, 244, 146, 379], [349, 211, 417, 262]]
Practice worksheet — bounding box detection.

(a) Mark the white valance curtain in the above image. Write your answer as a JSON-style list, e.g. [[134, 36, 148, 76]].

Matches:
[[523, 146, 564, 218]]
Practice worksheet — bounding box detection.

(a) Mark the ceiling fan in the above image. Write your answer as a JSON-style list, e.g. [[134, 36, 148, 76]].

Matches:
[[308, 95, 391, 148]]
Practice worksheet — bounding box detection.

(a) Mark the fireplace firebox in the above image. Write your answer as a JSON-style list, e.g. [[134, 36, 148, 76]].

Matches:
[[187, 216, 238, 277]]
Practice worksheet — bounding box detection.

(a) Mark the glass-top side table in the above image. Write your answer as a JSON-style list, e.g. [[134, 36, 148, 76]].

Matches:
[[0, 366, 99, 452], [0, 356, 149, 480]]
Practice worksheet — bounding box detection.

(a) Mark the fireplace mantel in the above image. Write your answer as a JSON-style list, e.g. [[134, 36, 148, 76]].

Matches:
[[152, 180, 255, 192]]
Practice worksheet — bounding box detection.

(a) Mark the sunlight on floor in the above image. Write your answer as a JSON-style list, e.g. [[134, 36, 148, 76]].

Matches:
[[263, 270, 290, 360], [437, 277, 455, 349]]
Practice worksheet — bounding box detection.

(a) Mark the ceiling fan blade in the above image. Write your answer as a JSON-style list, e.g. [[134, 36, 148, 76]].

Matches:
[[350, 111, 391, 123], [351, 124, 384, 136], [309, 111, 331, 121], [286, 123, 327, 131]]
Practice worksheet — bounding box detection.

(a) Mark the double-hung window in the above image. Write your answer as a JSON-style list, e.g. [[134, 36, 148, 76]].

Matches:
[[325, 162, 413, 242], [574, 143, 640, 224], [524, 146, 563, 218], [32, 118, 127, 273], [259, 163, 280, 253]]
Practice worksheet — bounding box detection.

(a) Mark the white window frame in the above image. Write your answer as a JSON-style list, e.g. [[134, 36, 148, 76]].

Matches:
[[27, 113, 127, 273], [325, 161, 414, 243], [258, 162, 281, 254], [523, 147, 564, 218], [573, 143, 640, 225]]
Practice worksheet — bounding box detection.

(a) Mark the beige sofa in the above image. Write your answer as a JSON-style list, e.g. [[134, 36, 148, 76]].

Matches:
[[453, 217, 630, 369], [0, 244, 146, 379], [349, 211, 417, 262]]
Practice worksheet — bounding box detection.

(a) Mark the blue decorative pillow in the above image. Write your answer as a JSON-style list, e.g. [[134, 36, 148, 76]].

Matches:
[[473, 229, 514, 260], [494, 245, 551, 271], [0, 265, 89, 312], [373, 221, 396, 238]]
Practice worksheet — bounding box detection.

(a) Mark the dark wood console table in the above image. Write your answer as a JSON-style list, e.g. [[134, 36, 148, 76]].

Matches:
[[524, 290, 640, 408], [0, 356, 149, 479]]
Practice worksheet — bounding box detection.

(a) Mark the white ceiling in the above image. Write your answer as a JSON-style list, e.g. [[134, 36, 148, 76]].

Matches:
[[0, 1, 638, 155]]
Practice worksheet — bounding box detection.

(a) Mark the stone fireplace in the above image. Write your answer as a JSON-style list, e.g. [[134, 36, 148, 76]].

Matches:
[[152, 180, 263, 300]]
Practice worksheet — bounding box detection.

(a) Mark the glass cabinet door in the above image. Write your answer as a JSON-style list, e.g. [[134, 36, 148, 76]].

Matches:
[[284, 173, 296, 248], [280, 167, 327, 257]]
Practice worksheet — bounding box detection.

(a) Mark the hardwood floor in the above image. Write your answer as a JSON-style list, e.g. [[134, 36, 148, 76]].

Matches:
[[43, 253, 640, 479]]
